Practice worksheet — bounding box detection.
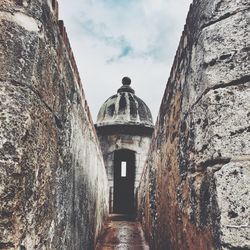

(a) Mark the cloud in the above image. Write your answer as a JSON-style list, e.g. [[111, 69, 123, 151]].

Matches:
[[107, 45, 133, 63], [102, 0, 134, 6], [59, 0, 192, 121]]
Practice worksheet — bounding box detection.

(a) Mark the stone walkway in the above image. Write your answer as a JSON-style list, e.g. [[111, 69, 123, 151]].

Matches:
[[96, 215, 150, 250]]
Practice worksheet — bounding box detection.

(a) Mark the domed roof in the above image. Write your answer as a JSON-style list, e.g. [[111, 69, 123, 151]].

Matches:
[[96, 77, 153, 128]]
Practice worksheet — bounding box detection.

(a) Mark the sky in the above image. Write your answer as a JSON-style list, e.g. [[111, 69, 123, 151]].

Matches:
[[59, 0, 192, 122]]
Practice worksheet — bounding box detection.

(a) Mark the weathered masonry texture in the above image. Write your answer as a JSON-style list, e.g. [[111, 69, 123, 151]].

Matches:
[[0, 1, 108, 249], [95, 79, 154, 214], [1, 0, 250, 249], [138, 0, 250, 250]]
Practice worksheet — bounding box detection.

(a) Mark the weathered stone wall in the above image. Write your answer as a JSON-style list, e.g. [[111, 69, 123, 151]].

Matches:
[[138, 0, 250, 249], [0, 0, 109, 249], [97, 132, 152, 212]]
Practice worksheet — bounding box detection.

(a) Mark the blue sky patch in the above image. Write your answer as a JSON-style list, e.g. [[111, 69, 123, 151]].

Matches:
[[107, 45, 133, 63]]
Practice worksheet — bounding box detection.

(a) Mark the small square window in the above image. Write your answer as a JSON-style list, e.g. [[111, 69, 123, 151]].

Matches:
[[121, 161, 127, 177]]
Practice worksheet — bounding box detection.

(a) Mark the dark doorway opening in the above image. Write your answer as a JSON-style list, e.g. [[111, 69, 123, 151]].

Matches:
[[113, 149, 135, 215]]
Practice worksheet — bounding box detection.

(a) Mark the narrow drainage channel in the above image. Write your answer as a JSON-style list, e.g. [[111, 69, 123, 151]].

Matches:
[[96, 214, 150, 250]]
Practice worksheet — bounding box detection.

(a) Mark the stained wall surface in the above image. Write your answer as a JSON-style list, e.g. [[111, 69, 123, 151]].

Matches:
[[0, 0, 109, 249], [138, 0, 250, 249]]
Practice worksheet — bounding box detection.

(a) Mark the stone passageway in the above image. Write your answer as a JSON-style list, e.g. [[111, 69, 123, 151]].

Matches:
[[1, 0, 249, 249], [96, 215, 149, 250]]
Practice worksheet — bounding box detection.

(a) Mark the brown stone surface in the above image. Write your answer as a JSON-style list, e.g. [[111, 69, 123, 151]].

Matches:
[[1, 0, 249, 249], [0, 0, 109, 249], [96, 215, 149, 250], [137, 0, 250, 249]]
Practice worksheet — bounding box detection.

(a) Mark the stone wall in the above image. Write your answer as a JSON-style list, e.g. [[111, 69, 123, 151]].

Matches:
[[0, 0, 109, 249], [97, 131, 152, 212], [138, 0, 250, 249]]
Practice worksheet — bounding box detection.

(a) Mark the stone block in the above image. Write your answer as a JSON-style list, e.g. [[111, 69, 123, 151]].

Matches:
[[191, 84, 250, 165], [214, 161, 250, 249], [186, 10, 250, 109]]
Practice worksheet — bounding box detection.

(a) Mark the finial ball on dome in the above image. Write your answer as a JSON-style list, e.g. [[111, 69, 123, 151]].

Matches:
[[122, 76, 131, 86]]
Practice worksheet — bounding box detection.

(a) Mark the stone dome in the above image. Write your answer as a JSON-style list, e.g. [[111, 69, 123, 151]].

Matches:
[[96, 77, 154, 128]]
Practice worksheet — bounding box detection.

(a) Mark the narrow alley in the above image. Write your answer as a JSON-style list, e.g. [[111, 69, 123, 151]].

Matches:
[[96, 215, 149, 250], [1, 0, 249, 249]]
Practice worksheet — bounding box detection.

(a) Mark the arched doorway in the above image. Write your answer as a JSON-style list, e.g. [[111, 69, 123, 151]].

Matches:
[[113, 149, 135, 214]]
